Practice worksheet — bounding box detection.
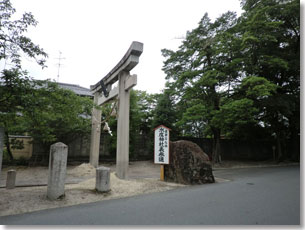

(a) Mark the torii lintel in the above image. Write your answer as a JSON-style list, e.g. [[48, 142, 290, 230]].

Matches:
[[90, 41, 143, 95]]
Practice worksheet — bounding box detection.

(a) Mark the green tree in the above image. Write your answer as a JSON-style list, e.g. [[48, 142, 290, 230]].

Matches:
[[22, 81, 93, 151], [239, 0, 300, 160], [0, 0, 47, 68], [0, 1, 94, 161], [152, 89, 178, 135], [215, 76, 277, 138], [0, 0, 48, 160], [161, 10, 280, 163], [129, 90, 157, 158], [0, 69, 34, 159], [162, 12, 241, 162], [0, 74, 94, 161]]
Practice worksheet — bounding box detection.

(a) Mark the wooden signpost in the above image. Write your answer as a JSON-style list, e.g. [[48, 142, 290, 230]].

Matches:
[[154, 125, 170, 181]]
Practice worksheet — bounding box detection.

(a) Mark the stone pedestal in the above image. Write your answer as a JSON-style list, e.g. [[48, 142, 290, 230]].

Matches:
[[47, 142, 68, 200], [6, 169, 16, 189], [96, 166, 110, 192]]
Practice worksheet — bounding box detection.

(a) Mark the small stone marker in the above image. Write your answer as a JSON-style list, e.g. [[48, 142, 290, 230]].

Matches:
[[6, 169, 16, 189], [47, 142, 68, 200], [95, 166, 110, 193]]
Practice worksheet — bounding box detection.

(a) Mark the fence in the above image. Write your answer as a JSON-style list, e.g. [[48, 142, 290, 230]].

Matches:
[[177, 137, 274, 161], [25, 133, 299, 164]]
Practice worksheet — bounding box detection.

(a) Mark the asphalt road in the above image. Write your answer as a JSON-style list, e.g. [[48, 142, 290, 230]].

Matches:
[[0, 166, 300, 225]]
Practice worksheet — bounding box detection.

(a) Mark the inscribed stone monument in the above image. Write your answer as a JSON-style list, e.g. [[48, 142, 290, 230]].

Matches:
[[164, 140, 215, 184]]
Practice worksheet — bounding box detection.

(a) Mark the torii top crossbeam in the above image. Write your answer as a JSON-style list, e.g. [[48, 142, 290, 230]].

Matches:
[[90, 41, 143, 94]]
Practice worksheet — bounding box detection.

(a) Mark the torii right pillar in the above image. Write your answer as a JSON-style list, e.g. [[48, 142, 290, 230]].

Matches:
[[116, 71, 130, 179], [116, 72, 137, 178]]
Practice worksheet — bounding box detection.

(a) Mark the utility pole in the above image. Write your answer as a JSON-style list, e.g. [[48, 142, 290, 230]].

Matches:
[[56, 51, 65, 82]]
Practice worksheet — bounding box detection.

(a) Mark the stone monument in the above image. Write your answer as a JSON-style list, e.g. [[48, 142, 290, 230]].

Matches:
[[47, 142, 68, 200], [164, 140, 215, 184]]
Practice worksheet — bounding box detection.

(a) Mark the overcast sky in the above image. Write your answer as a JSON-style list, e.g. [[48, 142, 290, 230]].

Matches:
[[9, 0, 243, 94]]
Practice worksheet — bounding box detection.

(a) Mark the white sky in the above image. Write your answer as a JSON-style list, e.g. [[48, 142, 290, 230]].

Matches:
[[9, 0, 243, 94]]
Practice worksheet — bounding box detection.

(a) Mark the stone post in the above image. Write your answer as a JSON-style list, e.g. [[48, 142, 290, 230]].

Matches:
[[96, 166, 110, 192], [90, 92, 102, 168], [47, 142, 68, 200], [6, 169, 16, 189], [0, 127, 4, 178], [116, 71, 130, 179]]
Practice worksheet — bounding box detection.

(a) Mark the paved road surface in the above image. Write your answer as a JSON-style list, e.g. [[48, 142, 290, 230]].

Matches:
[[0, 166, 300, 225]]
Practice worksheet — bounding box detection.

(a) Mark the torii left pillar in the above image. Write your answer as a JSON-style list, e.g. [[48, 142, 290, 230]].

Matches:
[[89, 92, 102, 168]]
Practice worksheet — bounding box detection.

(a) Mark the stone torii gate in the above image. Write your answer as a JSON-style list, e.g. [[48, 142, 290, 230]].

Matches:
[[89, 41, 143, 179]]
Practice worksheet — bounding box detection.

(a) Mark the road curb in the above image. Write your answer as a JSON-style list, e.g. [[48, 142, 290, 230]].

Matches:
[[213, 163, 299, 170]]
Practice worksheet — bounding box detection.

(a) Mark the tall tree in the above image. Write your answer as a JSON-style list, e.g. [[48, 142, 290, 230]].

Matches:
[[161, 10, 279, 163], [162, 12, 241, 162], [0, 69, 34, 159], [152, 89, 178, 134], [239, 0, 300, 160], [0, 0, 47, 160]]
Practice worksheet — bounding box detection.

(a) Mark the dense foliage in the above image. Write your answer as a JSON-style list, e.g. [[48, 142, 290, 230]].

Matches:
[[160, 0, 299, 162], [0, 69, 93, 160]]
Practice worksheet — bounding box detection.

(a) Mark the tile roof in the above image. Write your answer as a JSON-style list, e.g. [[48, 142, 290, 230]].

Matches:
[[57, 82, 93, 97]]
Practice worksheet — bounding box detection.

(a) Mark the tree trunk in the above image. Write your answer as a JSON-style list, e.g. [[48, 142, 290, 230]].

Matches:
[[276, 131, 285, 162], [288, 113, 300, 161], [4, 131, 13, 161], [212, 128, 221, 164], [290, 128, 299, 161], [0, 126, 4, 177]]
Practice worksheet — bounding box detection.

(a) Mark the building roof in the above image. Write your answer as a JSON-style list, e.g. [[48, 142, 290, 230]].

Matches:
[[57, 82, 93, 97], [1, 79, 93, 97]]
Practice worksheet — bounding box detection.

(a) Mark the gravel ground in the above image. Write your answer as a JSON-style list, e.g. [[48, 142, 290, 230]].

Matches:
[[0, 160, 298, 217], [0, 161, 184, 217]]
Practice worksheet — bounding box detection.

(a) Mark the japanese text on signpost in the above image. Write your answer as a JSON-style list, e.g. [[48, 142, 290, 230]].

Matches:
[[154, 126, 169, 164]]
